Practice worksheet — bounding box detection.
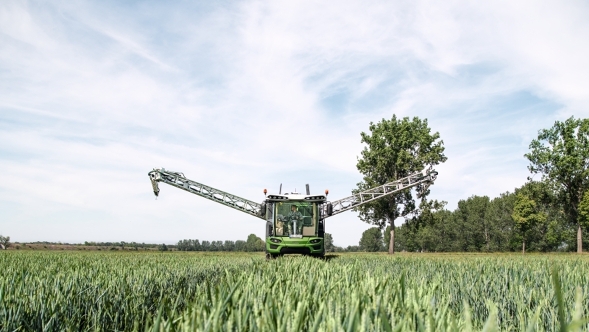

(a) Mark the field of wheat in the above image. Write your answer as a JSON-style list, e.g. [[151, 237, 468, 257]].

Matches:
[[1, 251, 588, 331]]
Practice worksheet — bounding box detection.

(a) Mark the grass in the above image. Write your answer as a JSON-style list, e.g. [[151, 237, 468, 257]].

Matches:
[[0, 251, 588, 331]]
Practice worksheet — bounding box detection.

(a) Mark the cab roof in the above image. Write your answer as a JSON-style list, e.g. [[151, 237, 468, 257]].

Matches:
[[266, 193, 326, 202]]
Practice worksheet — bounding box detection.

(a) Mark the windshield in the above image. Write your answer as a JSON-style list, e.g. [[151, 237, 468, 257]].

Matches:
[[274, 202, 317, 237]]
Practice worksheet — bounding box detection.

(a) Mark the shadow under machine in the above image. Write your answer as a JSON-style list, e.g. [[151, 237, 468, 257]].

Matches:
[[148, 167, 437, 258]]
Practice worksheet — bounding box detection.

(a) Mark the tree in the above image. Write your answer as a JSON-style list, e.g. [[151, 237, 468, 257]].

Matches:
[[345, 245, 360, 252], [359, 227, 384, 252], [324, 233, 335, 252], [211, 241, 224, 251], [487, 192, 519, 252], [224, 240, 235, 251], [410, 199, 448, 252], [525, 117, 589, 253], [356, 115, 447, 254], [245, 234, 264, 252], [514, 181, 566, 252], [158, 243, 168, 251], [235, 240, 246, 251], [0, 235, 9, 249], [512, 193, 546, 254], [455, 196, 491, 252]]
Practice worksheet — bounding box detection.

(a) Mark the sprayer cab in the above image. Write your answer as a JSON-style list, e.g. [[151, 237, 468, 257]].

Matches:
[[261, 192, 327, 257]]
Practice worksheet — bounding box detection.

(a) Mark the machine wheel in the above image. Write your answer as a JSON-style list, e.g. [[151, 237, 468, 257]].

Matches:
[[313, 247, 325, 259], [266, 252, 281, 260]]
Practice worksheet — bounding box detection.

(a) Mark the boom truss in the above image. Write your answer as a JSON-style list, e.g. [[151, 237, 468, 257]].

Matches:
[[149, 168, 264, 219], [324, 168, 438, 218]]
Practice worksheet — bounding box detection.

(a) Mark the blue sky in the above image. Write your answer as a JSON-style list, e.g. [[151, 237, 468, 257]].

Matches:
[[1, 1, 589, 246]]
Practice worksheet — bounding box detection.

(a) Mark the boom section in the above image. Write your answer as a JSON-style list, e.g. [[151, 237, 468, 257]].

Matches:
[[325, 168, 438, 218], [149, 168, 264, 219]]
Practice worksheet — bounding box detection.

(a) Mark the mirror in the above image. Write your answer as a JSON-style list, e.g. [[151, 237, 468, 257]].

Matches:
[[326, 203, 333, 216], [260, 202, 267, 217], [266, 222, 273, 237]]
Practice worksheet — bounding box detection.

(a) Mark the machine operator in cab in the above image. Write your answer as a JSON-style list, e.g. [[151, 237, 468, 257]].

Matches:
[[287, 205, 303, 235]]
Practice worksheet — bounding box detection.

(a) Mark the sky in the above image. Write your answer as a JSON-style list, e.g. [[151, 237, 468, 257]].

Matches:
[[1, 1, 589, 246]]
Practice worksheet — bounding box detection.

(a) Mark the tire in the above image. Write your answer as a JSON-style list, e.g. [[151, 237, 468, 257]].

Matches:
[[266, 252, 281, 260], [313, 246, 325, 259]]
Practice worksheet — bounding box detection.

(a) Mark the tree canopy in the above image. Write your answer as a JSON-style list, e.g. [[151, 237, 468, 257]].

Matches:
[[512, 193, 546, 253]]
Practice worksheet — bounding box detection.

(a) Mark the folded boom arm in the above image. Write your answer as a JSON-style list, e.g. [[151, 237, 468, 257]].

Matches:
[[149, 168, 264, 220]]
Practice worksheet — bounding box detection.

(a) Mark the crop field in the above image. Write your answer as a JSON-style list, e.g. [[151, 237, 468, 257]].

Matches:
[[1, 252, 588, 331]]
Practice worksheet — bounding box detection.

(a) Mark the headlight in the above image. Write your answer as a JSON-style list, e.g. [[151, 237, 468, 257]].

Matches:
[[310, 239, 322, 244], [270, 238, 282, 243]]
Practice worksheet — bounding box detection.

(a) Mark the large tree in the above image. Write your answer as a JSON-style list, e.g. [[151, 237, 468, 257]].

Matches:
[[525, 117, 589, 253], [356, 115, 447, 254]]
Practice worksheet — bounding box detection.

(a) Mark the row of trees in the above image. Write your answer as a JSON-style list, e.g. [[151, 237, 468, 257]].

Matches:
[[177, 234, 266, 252], [354, 116, 589, 253], [357, 183, 588, 253], [83, 241, 163, 249], [177, 233, 346, 252], [394, 184, 587, 253]]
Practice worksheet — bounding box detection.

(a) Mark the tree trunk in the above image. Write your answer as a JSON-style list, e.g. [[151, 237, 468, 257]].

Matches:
[[578, 224, 583, 254], [522, 240, 525, 254], [388, 220, 395, 254], [485, 227, 489, 252]]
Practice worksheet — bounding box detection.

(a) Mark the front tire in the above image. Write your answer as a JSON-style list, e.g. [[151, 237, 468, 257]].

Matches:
[[313, 247, 325, 259], [266, 252, 281, 260]]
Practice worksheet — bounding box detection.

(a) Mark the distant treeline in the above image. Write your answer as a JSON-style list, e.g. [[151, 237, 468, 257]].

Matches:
[[21, 241, 170, 249], [177, 234, 265, 252], [82, 241, 168, 249], [177, 233, 369, 253], [393, 181, 588, 252]]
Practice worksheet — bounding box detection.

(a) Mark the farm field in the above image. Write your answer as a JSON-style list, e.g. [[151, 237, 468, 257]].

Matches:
[[1, 251, 588, 331]]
